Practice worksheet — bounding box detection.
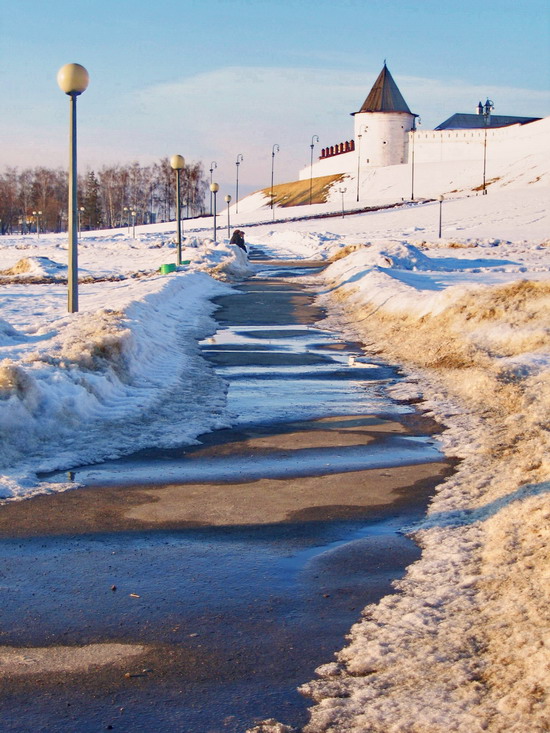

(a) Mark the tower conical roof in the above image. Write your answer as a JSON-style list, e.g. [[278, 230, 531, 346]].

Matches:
[[355, 64, 412, 114]]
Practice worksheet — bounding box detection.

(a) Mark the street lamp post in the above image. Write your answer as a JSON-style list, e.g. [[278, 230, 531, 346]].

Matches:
[[411, 117, 421, 201], [356, 124, 367, 203], [225, 194, 232, 237], [235, 154, 243, 214], [170, 154, 185, 266], [209, 161, 217, 214], [438, 195, 444, 238], [210, 182, 219, 242], [78, 206, 84, 235], [338, 188, 346, 219], [57, 62, 89, 313], [270, 144, 279, 216], [123, 206, 131, 233], [131, 210, 137, 239], [33, 210, 43, 238], [309, 135, 319, 205], [481, 99, 494, 195]]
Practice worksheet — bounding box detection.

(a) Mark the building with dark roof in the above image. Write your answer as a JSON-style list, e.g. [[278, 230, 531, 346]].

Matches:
[[435, 113, 541, 130]]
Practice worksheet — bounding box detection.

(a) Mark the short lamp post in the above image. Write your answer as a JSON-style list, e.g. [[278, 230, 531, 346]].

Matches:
[[225, 194, 232, 237], [210, 182, 219, 242], [438, 195, 444, 238], [33, 210, 43, 237], [170, 154, 185, 265], [235, 154, 243, 214], [338, 188, 346, 219], [131, 209, 137, 239], [78, 206, 84, 235], [57, 62, 89, 313], [356, 124, 367, 203], [411, 117, 421, 201], [270, 144, 279, 215], [209, 161, 217, 215], [309, 134, 319, 205], [480, 99, 494, 195]]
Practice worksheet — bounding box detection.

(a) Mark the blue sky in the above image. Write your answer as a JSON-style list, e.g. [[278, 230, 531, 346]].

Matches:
[[1, 0, 549, 194]]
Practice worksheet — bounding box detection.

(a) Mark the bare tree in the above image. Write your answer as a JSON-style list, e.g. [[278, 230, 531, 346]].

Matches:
[[0, 158, 209, 233]]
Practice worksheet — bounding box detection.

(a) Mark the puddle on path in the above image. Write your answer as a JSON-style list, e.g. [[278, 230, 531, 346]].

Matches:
[[0, 253, 453, 733]]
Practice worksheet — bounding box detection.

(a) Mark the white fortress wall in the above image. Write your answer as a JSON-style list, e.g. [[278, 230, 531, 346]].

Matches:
[[410, 116, 550, 164], [298, 117, 549, 193]]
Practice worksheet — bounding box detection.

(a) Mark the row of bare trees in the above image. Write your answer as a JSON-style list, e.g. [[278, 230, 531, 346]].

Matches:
[[0, 159, 209, 234]]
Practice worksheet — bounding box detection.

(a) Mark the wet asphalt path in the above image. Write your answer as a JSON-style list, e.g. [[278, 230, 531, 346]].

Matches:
[[0, 249, 454, 732]]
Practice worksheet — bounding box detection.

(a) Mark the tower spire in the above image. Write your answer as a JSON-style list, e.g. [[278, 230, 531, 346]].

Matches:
[[354, 64, 412, 114]]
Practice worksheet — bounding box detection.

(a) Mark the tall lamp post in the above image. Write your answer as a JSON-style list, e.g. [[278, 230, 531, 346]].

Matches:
[[57, 62, 89, 313], [438, 195, 444, 238], [410, 117, 421, 201], [209, 161, 217, 214], [309, 135, 319, 205], [270, 144, 279, 215], [480, 98, 494, 195], [225, 194, 232, 237], [235, 154, 243, 213], [356, 124, 367, 202], [170, 154, 185, 266], [210, 182, 219, 242], [338, 188, 346, 219]]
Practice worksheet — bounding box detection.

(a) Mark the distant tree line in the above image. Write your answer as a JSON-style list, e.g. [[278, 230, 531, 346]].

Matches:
[[0, 158, 208, 234]]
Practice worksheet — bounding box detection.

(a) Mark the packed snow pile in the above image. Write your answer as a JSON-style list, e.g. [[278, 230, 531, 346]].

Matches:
[[0, 318, 23, 347], [0, 256, 67, 281], [204, 241, 252, 279], [259, 230, 342, 259], [0, 234, 253, 499]]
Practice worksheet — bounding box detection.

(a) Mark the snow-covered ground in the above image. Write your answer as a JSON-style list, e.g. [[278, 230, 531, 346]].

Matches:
[[1, 121, 549, 730]]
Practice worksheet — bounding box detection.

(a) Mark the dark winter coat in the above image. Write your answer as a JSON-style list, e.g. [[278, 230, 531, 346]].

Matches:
[[230, 230, 247, 252]]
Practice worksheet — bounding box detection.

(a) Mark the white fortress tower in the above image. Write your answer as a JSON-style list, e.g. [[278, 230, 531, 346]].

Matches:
[[352, 63, 417, 167], [298, 64, 417, 181], [297, 63, 543, 190]]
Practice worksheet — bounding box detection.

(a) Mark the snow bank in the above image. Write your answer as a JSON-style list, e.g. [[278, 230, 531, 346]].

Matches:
[[0, 235, 253, 499], [289, 240, 550, 731], [258, 230, 342, 259]]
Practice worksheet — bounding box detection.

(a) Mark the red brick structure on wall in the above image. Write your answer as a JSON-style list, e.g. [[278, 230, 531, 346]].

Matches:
[[320, 140, 355, 158]]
